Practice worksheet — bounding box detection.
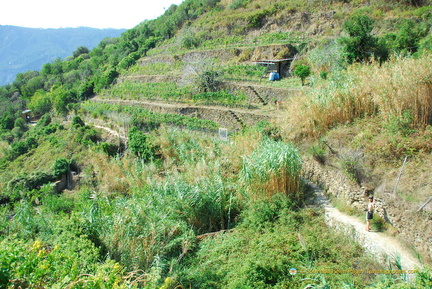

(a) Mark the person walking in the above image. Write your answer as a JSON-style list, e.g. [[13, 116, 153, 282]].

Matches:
[[366, 196, 375, 231]]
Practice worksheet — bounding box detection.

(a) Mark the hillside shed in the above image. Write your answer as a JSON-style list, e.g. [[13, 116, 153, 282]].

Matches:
[[22, 109, 31, 123], [253, 58, 294, 78]]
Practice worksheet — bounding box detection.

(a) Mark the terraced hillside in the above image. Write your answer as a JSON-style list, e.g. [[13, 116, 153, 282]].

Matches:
[[0, 0, 432, 288], [92, 44, 303, 130], [84, 1, 432, 267]]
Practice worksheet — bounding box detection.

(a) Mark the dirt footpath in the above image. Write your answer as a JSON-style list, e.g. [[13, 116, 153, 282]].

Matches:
[[310, 181, 422, 279]]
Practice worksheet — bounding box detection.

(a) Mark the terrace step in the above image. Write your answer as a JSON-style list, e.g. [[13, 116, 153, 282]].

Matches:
[[228, 110, 246, 129], [248, 85, 268, 106]]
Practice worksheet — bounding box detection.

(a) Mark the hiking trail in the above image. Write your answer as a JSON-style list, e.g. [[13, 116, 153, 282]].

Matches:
[[308, 181, 423, 275]]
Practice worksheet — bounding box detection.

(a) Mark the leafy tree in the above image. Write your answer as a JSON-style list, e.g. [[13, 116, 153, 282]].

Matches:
[[72, 46, 90, 59], [21, 75, 45, 99], [53, 88, 75, 115], [339, 15, 388, 63], [78, 80, 95, 100], [128, 126, 153, 160], [118, 56, 136, 70], [94, 69, 119, 92], [293, 64, 311, 86], [12, 71, 39, 95], [50, 58, 64, 76], [40, 63, 52, 76], [28, 90, 52, 117]]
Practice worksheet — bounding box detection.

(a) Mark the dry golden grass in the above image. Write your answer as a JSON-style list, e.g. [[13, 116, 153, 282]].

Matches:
[[261, 169, 302, 202], [282, 54, 432, 140]]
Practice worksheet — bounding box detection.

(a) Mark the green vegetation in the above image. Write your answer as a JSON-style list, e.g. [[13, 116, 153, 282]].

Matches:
[[79, 102, 220, 131], [339, 14, 389, 64], [292, 64, 311, 86], [0, 0, 432, 288]]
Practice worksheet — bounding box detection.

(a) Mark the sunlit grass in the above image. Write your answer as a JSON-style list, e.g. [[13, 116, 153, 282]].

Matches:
[[282, 54, 432, 140]]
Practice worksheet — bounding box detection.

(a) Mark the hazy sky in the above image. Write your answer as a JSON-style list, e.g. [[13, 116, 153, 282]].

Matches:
[[0, 0, 185, 29]]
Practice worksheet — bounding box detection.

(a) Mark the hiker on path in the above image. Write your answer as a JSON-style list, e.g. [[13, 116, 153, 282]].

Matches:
[[366, 196, 375, 231]]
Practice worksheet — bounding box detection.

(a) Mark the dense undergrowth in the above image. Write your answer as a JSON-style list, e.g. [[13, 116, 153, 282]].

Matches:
[[0, 113, 430, 287], [1, 0, 432, 288]]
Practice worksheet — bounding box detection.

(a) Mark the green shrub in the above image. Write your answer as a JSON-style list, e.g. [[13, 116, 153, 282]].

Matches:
[[72, 115, 85, 128], [38, 123, 63, 136], [7, 172, 55, 196], [180, 32, 200, 49], [0, 113, 14, 130], [240, 193, 296, 230], [78, 80, 95, 100], [75, 126, 100, 146], [247, 11, 268, 28], [181, 207, 379, 288], [42, 194, 75, 214], [128, 126, 154, 160], [386, 110, 416, 137], [320, 71, 328, 80], [340, 150, 366, 185], [37, 113, 51, 127], [52, 158, 69, 178], [118, 56, 136, 70], [229, 0, 250, 10], [94, 69, 119, 92], [98, 142, 120, 157], [197, 70, 222, 93], [14, 118, 27, 131], [9, 137, 38, 159], [310, 140, 327, 164], [293, 64, 311, 86], [0, 233, 123, 288]]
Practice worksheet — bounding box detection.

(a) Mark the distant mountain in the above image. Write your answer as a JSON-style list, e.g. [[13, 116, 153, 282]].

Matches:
[[0, 25, 126, 86]]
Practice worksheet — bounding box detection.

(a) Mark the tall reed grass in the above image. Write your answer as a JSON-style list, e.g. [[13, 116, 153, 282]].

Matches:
[[240, 139, 302, 202], [283, 54, 432, 139]]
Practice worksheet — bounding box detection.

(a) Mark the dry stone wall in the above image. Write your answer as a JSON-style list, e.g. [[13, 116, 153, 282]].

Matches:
[[92, 98, 271, 131]]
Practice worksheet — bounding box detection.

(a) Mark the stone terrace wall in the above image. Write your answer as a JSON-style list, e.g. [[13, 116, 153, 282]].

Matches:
[[221, 83, 299, 105], [92, 98, 271, 131]]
